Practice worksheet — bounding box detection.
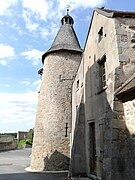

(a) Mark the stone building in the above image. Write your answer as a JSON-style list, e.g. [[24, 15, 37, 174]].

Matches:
[[17, 131, 28, 141], [30, 8, 135, 180], [72, 8, 135, 179]]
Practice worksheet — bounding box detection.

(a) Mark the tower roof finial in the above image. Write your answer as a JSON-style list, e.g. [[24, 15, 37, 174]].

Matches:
[[67, 5, 70, 15]]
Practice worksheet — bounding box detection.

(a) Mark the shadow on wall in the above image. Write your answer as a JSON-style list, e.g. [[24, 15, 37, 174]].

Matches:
[[43, 150, 70, 171], [69, 97, 87, 177], [84, 60, 135, 180]]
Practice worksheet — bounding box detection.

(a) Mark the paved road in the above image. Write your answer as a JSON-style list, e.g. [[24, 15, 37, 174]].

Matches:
[[0, 148, 68, 180]]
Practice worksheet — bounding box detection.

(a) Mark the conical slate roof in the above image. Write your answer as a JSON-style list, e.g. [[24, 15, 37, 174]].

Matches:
[[42, 14, 83, 63]]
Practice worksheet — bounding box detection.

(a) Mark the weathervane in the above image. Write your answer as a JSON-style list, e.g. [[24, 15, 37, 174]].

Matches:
[[67, 5, 70, 15]]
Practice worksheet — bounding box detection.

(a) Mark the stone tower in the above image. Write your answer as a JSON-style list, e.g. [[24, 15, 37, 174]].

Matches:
[[30, 12, 82, 171]]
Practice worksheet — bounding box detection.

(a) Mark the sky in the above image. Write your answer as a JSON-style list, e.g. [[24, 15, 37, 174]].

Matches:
[[0, 0, 135, 133]]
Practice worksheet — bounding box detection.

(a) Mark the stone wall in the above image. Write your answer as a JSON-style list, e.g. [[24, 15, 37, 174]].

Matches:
[[0, 136, 17, 151], [114, 17, 135, 89], [82, 10, 135, 179], [70, 58, 86, 176], [111, 97, 135, 180], [83, 11, 118, 179], [123, 99, 135, 135]]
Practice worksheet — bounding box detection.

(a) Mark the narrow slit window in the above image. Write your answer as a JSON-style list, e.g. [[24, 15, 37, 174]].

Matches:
[[89, 122, 96, 174], [98, 55, 106, 90], [77, 80, 79, 88]]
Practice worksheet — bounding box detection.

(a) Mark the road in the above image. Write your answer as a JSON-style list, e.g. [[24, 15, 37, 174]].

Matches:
[[0, 148, 68, 180]]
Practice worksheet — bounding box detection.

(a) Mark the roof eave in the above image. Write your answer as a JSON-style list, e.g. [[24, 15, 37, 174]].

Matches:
[[95, 8, 114, 18], [95, 8, 135, 18], [115, 73, 135, 96], [42, 48, 83, 64]]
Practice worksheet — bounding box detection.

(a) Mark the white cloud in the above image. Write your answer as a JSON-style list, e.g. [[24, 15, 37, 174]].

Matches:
[[40, 24, 58, 41], [22, 10, 38, 32], [0, 91, 37, 105], [0, 91, 38, 132], [0, 60, 7, 66], [32, 79, 41, 86], [22, 0, 49, 21], [20, 80, 31, 86], [19, 79, 41, 92], [0, 44, 15, 59], [0, 44, 15, 66], [26, 22, 38, 32], [0, 0, 18, 16], [0, 84, 10, 87], [32, 79, 41, 92], [40, 29, 50, 39], [22, 0, 106, 22], [57, 0, 106, 10], [21, 49, 44, 66], [21, 0, 106, 38]]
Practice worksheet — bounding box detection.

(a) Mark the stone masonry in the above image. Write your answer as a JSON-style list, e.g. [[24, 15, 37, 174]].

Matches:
[[0, 135, 17, 151], [72, 8, 135, 179]]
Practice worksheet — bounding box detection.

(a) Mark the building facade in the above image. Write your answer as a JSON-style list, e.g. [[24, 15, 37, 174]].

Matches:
[[31, 8, 135, 180], [72, 8, 135, 179]]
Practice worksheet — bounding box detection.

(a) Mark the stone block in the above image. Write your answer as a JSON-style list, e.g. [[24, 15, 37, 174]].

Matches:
[[112, 128, 119, 140], [103, 158, 112, 172], [104, 142, 112, 157], [119, 173, 132, 180], [112, 141, 119, 157], [104, 129, 112, 141], [110, 173, 120, 180], [119, 54, 130, 62], [118, 47, 122, 54], [131, 172, 135, 180], [117, 157, 126, 172], [112, 119, 119, 128], [111, 158, 120, 172], [116, 28, 127, 36]]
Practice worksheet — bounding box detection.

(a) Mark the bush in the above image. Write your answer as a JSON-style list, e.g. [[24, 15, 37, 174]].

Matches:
[[25, 138, 32, 145], [18, 139, 26, 149], [18, 138, 32, 149]]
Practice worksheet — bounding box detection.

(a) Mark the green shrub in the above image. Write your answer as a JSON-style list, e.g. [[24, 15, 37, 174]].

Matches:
[[25, 138, 32, 145], [18, 139, 26, 149], [18, 138, 32, 149]]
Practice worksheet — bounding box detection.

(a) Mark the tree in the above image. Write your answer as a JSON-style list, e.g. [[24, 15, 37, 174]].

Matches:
[[28, 128, 34, 142]]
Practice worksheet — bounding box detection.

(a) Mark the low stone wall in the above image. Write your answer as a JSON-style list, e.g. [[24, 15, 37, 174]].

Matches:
[[0, 135, 17, 151]]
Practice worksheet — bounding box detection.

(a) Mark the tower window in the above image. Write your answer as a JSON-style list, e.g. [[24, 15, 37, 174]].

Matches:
[[69, 19, 71, 24], [98, 27, 103, 42], [65, 18, 68, 23]]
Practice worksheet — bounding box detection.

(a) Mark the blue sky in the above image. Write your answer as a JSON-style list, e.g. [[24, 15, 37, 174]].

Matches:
[[0, 0, 135, 133]]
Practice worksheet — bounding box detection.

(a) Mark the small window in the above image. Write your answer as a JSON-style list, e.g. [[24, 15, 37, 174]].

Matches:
[[76, 105, 78, 111], [77, 80, 79, 88], [98, 27, 103, 42], [98, 55, 106, 89]]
